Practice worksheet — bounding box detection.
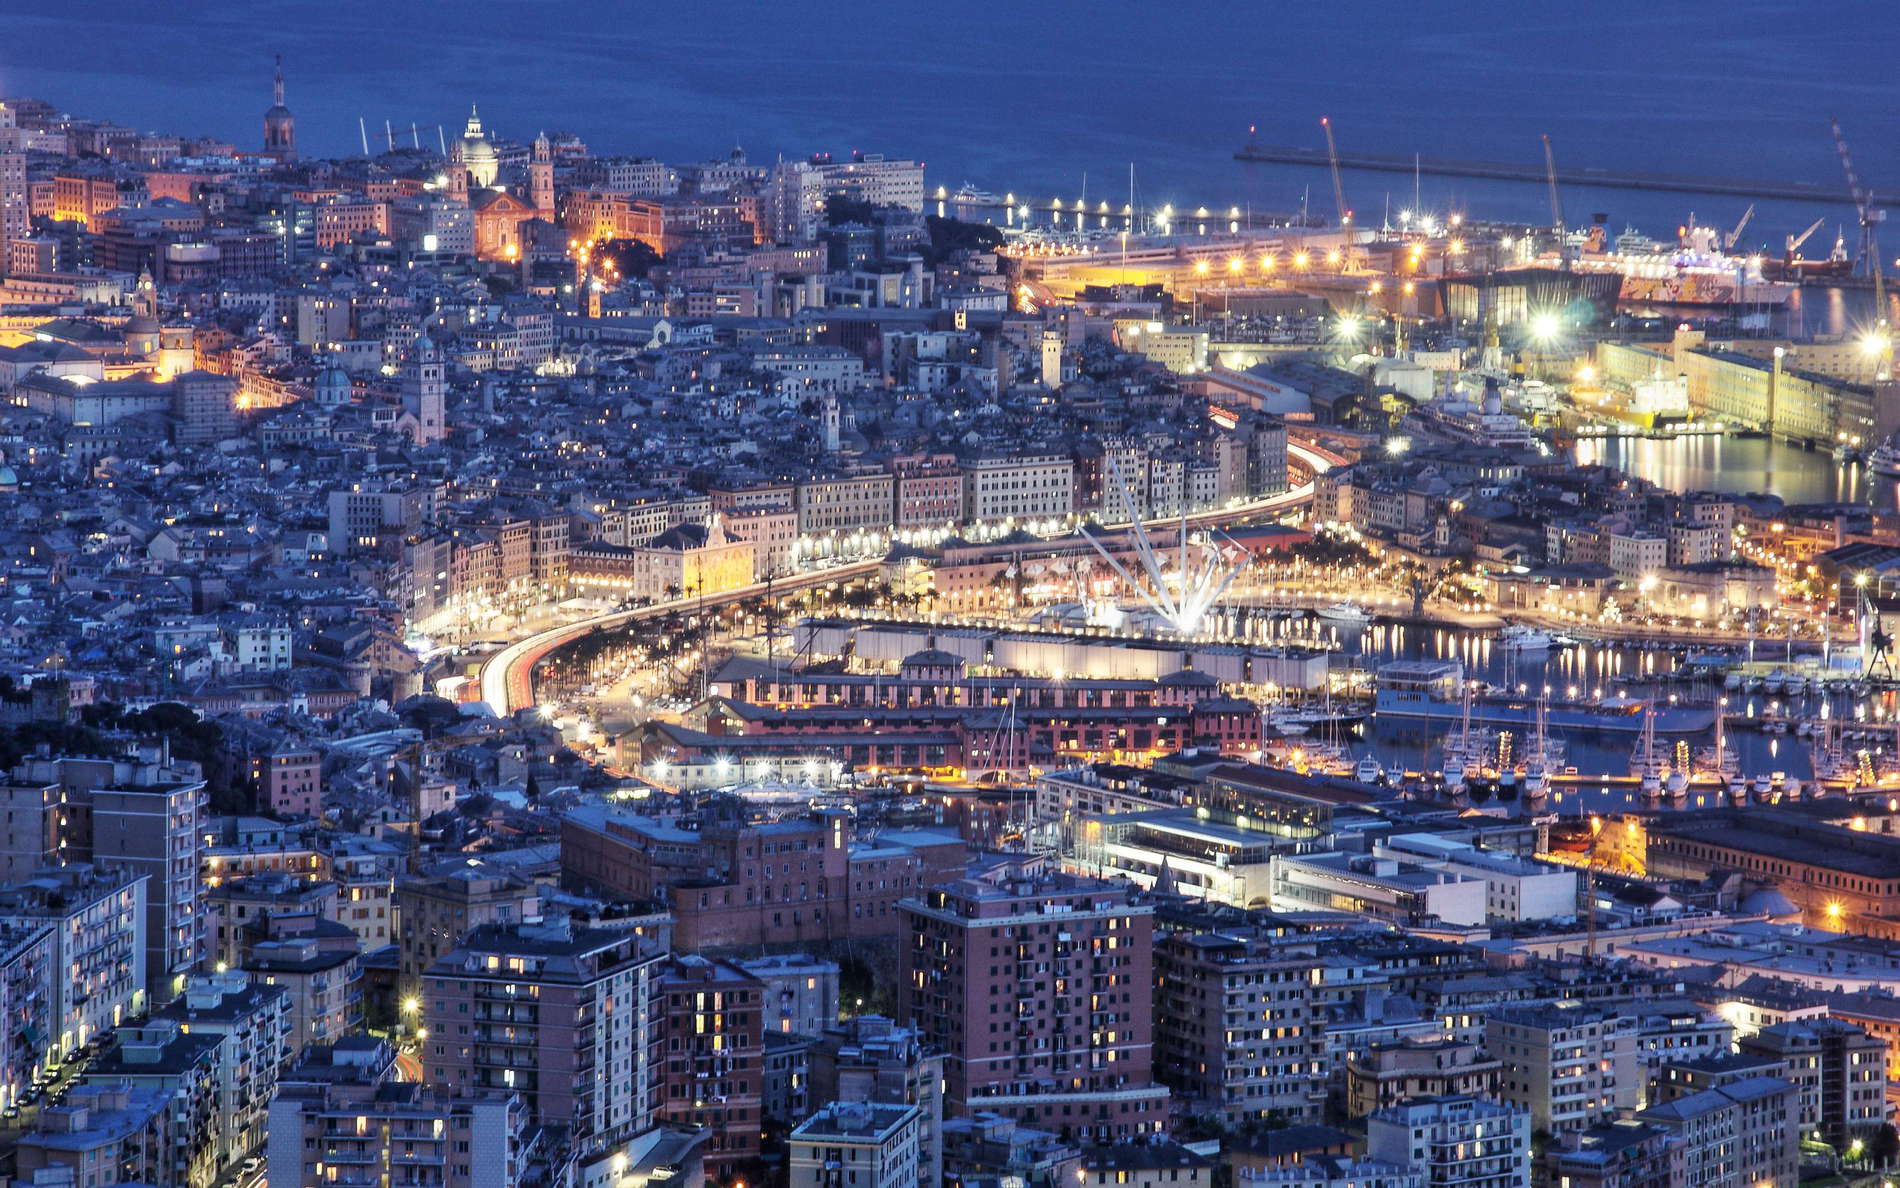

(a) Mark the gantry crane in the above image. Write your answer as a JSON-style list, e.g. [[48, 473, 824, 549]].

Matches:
[[1831, 117, 1891, 380], [1542, 134, 1568, 268]]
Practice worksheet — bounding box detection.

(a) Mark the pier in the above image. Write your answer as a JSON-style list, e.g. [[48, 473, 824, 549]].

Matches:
[[1233, 143, 1889, 209]]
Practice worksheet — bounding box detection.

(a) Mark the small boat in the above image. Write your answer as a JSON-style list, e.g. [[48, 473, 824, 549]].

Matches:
[[1520, 760, 1549, 800], [1664, 767, 1689, 800], [1355, 754, 1386, 785], [1498, 624, 1557, 651], [1317, 601, 1372, 626], [1871, 441, 1900, 479]]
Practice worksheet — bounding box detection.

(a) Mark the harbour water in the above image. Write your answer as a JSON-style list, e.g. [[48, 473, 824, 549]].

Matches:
[[1572, 435, 1893, 507], [6, 2, 1895, 251]]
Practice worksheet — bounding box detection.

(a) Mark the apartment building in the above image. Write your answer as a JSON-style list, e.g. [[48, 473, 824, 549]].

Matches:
[[394, 867, 542, 996], [806, 1015, 946, 1188], [1344, 1039, 1503, 1119], [658, 955, 765, 1182], [797, 472, 894, 534], [8, 749, 205, 1003], [152, 972, 292, 1171], [1154, 928, 1326, 1124], [961, 454, 1075, 525], [266, 1077, 524, 1188], [0, 865, 148, 1064], [1738, 1018, 1887, 1147], [1634, 1076, 1798, 1188], [1485, 1005, 1639, 1135], [0, 920, 54, 1111], [735, 952, 839, 1037], [789, 1102, 922, 1188], [1365, 1096, 1530, 1188], [424, 918, 664, 1154], [898, 859, 1169, 1141], [17, 1082, 180, 1188]]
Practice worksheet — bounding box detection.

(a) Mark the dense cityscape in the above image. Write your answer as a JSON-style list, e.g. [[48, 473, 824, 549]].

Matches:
[[2, 43, 1900, 1188]]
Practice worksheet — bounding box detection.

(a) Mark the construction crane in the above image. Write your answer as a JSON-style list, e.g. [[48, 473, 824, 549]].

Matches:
[[1831, 117, 1891, 380], [1320, 117, 1352, 266], [1541, 134, 1568, 268], [1786, 216, 1826, 262], [1723, 203, 1755, 252]]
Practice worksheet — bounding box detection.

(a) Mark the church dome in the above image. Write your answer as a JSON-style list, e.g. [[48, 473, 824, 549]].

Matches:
[[315, 365, 351, 404], [458, 105, 499, 186]]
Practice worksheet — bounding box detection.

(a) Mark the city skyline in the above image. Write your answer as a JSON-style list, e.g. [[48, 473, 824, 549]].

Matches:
[[0, 16, 1899, 1188]]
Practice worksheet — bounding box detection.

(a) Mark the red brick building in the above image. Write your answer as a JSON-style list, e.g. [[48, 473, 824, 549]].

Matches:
[[561, 805, 969, 951], [898, 857, 1169, 1141]]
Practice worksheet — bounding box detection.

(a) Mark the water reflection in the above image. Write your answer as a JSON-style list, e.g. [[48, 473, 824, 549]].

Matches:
[[1573, 434, 1892, 507]]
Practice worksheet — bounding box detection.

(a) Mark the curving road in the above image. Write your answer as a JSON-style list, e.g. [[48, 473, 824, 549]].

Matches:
[[479, 560, 882, 714], [479, 449, 1333, 716]]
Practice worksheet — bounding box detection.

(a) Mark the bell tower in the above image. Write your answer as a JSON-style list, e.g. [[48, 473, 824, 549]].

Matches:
[[263, 56, 296, 160], [531, 131, 555, 221]]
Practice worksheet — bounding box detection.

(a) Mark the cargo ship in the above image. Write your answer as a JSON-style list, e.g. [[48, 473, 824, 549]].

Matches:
[[1543, 214, 1795, 313], [1374, 660, 1715, 735]]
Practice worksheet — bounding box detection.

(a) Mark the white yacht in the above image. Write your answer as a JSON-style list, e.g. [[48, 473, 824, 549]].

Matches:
[[1317, 601, 1373, 627], [1498, 624, 1557, 651]]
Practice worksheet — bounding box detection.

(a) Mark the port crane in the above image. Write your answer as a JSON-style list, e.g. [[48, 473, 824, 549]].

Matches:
[[1541, 134, 1568, 268], [1722, 203, 1755, 252], [1785, 216, 1826, 263], [1320, 117, 1353, 267], [1831, 117, 1891, 379]]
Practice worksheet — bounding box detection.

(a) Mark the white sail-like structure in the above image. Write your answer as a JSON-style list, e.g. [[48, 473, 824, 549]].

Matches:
[[1082, 459, 1249, 636]]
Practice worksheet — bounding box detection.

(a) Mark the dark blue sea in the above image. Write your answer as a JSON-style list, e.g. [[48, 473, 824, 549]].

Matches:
[[7, 1, 1899, 250]]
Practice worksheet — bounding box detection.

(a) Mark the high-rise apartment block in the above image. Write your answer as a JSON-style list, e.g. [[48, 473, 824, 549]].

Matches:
[[898, 858, 1168, 1141], [423, 919, 664, 1155]]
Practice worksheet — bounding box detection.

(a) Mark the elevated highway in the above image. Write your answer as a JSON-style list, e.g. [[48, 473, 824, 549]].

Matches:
[[479, 446, 1334, 715]]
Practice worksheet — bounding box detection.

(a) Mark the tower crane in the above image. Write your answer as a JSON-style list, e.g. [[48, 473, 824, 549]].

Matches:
[[1723, 203, 1755, 252], [1320, 117, 1352, 267], [1832, 117, 1890, 380], [1541, 134, 1568, 268]]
